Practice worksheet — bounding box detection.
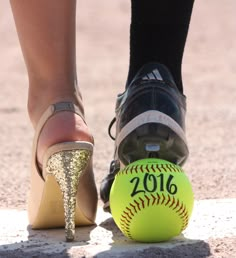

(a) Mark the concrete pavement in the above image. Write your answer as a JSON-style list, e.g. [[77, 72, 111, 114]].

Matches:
[[0, 199, 235, 257]]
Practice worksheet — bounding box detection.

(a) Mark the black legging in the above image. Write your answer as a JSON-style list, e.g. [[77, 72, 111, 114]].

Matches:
[[127, 0, 195, 93]]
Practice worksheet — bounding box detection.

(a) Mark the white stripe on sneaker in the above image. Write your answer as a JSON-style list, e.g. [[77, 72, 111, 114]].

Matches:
[[116, 110, 187, 148], [153, 69, 163, 81]]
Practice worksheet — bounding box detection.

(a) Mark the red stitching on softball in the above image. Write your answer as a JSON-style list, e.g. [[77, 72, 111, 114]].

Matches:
[[130, 203, 137, 213], [169, 196, 175, 208], [165, 194, 171, 206], [176, 165, 182, 173], [140, 165, 144, 173], [145, 195, 150, 206], [124, 211, 132, 220], [121, 221, 128, 229], [139, 197, 145, 208], [134, 200, 141, 211], [170, 164, 178, 172], [151, 194, 156, 205], [120, 193, 190, 239], [117, 162, 184, 177], [176, 166, 181, 173], [156, 193, 161, 205], [155, 164, 162, 172], [173, 199, 180, 210], [126, 207, 134, 217], [181, 211, 188, 222], [176, 203, 183, 213], [182, 215, 188, 224], [121, 214, 131, 223], [130, 166, 134, 174], [121, 166, 128, 175], [120, 218, 127, 225], [179, 206, 187, 216], [151, 164, 155, 172], [182, 211, 188, 218], [161, 164, 167, 172], [166, 164, 171, 171], [181, 211, 189, 231], [161, 193, 166, 204]]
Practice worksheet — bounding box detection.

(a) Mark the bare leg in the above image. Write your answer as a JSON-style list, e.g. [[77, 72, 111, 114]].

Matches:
[[10, 0, 93, 163]]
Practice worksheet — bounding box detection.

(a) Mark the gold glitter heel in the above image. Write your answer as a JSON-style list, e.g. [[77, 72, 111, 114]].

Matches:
[[45, 145, 92, 241], [28, 102, 98, 241]]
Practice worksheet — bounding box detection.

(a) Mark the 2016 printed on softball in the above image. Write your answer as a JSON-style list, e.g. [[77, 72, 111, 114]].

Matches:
[[130, 173, 177, 197]]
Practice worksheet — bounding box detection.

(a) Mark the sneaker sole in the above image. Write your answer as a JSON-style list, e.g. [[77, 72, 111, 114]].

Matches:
[[116, 110, 188, 166]]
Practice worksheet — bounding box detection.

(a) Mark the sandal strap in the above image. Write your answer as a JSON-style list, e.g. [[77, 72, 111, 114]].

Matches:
[[32, 102, 85, 180], [35, 102, 84, 134]]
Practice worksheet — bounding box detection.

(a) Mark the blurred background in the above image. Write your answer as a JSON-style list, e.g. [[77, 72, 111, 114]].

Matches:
[[0, 0, 235, 209]]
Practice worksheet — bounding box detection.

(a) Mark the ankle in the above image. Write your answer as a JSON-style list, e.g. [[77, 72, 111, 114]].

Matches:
[[28, 81, 84, 128]]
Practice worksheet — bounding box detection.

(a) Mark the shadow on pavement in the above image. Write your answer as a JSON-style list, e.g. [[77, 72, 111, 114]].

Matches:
[[0, 217, 211, 258], [0, 224, 96, 258], [97, 217, 212, 258]]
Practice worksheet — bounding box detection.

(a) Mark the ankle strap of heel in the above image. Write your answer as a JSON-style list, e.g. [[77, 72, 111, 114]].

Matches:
[[32, 102, 86, 179]]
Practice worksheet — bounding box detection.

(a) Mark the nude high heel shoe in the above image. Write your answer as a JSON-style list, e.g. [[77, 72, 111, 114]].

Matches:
[[28, 102, 98, 241]]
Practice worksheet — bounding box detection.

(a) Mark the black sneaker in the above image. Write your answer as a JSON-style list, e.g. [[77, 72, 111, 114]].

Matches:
[[100, 63, 189, 212]]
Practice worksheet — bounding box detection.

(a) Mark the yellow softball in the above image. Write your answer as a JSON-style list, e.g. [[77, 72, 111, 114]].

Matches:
[[110, 158, 194, 242]]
